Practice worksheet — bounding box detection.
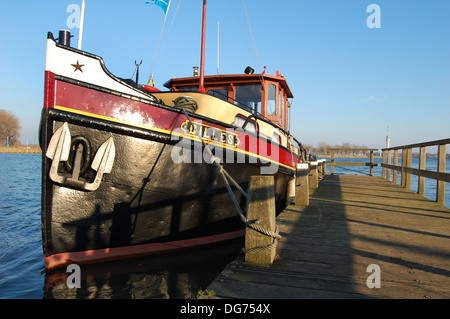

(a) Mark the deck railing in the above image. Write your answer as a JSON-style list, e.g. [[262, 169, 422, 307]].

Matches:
[[327, 148, 379, 176], [381, 138, 450, 206]]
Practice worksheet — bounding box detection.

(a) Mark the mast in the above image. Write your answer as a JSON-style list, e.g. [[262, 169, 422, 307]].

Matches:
[[78, 0, 85, 50], [199, 0, 207, 92], [217, 20, 220, 75]]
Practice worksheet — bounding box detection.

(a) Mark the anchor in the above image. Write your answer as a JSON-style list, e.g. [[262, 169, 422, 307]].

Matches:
[[46, 122, 116, 191]]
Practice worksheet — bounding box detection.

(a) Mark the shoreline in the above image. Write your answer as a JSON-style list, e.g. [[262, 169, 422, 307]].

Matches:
[[316, 154, 382, 158], [0, 147, 42, 154]]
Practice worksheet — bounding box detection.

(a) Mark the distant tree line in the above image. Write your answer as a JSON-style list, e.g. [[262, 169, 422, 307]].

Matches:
[[304, 142, 371, 156], [0, 109, 21, 147]]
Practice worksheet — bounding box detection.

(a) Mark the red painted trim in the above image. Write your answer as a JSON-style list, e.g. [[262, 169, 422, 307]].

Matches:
[[44, 71, 55, 109], [44, 229, 244, 270]]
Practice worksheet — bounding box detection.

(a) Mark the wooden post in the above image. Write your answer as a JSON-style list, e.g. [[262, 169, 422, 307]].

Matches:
[[393, 149, 399, 184], [330, 150, 335, 175], [245, 176, 277, 265], [437, 144, 446, 206], [418, 146, 426, 196], [405, 148, 412, 190], [309, 161, 319, 189], [370, 150, 374, 177], [382, 150, 386, 179], [387, 150, 392, 182], [295, 163, 309, 206], [401, 149, 406, 187], [317, 159, 324, 180], [286, 175, 296, 206]]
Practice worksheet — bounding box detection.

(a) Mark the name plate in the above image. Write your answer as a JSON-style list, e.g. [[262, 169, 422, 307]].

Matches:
[[296, 163, 309, 170]]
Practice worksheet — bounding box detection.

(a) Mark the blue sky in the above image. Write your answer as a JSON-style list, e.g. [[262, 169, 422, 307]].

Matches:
[[0, 0, 449, 150]]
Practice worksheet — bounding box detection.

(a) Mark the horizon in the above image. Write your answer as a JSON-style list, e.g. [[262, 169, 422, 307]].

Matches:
[[0, 0, 448, 150]]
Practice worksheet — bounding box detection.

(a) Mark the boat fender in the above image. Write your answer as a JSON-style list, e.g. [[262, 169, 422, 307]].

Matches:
[[144, 85, 160, 93], [173, 96, 198, 113]]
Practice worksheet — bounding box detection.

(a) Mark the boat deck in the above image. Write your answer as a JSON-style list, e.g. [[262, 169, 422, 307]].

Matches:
[[206, 174, 450, 298]]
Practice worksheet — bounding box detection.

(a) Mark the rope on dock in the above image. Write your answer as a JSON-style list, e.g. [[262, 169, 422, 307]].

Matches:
[[180, 108, 281, 251], [241, 225, 280, 254]]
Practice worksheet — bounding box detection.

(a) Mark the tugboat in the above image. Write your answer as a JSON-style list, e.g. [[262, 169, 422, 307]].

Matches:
[[40, 1, 306, 270]]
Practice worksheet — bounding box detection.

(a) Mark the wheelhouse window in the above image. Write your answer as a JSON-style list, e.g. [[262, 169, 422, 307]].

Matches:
[[279, 90, 285, 125], [268, 84, 277, 116], [178, 86, 198, 91], [235, 84, 262, 114], [207, 89, 228, 101]]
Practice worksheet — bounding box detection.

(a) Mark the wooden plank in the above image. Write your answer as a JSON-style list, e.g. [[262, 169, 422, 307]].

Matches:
[[206, 175, 450, 299], [328, 162, 378, 167], [404, 167, 450, 182], [382, 138, 450, 151], [381, 164, 450, 182]]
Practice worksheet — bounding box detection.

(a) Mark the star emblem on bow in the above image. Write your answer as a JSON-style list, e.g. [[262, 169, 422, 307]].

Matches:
[[71, 60, 85, 73]]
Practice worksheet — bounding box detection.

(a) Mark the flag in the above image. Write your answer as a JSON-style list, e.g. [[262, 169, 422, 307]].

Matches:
[[148, 74, 154, 86], [146, 0, 170, 14]]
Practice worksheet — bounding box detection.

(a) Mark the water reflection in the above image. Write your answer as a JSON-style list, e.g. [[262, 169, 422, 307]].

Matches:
[[43, 238, 243, 299]]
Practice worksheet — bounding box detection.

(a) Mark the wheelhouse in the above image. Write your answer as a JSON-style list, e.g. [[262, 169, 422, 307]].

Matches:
[[163, 70, 294, 132]]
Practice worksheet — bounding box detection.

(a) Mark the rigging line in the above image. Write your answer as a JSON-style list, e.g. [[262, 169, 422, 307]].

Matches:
[[148, 0, 173, 83], [229, 0, 255, 68], [151, 0, 182, 79], [242, 0, 262, 73], [241, 0, 268, 115], [230, 0, 268, 112]]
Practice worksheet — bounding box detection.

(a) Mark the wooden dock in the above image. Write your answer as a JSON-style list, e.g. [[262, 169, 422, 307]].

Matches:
[[206, 174, 450, 299]]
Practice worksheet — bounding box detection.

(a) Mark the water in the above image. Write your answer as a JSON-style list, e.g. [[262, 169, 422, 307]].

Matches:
[[1, 154, 448, 299], [318, 156, 450, 208], [0, 154, 243, 299]]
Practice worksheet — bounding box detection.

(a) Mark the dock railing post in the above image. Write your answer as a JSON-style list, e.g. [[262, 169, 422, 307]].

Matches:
[[387, 150, 392, 182], [382, 150, 386, 179], [245, 176, 277, 265], [381, 139, 449, 205], [418, 146, 426, 196], [405, 148, 412, 190], [401, 148, 406, 187], [437, 144, 447, 206], [370, 150, 374, 176], [393, 149, 399, 184], [295, 163, 309, 206], [330, 150, 335, 175], [309, 161, 319, 189]]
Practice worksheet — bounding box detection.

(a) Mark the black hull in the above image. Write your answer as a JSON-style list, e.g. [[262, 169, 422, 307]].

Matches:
[[41, 109, 293, 264]]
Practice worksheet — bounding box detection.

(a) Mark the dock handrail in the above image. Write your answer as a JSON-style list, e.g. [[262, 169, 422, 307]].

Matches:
[[381, 138, 450, 206], [327, 148, 379, 176]]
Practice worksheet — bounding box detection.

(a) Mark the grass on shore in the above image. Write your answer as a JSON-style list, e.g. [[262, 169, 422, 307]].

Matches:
[[0, 147, 42, 154]]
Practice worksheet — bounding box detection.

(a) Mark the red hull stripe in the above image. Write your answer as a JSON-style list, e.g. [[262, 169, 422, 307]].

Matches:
[[44, 230, 245, 270], [44, 71, 55, 109], [49, 76, 299, 171]]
